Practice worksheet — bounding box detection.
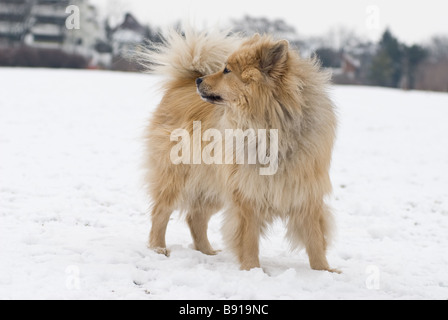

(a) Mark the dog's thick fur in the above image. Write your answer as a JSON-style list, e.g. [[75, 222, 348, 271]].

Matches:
[[141, 28, 338, 272]]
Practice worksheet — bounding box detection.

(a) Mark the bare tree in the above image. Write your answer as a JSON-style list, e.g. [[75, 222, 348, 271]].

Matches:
[[427, 36, 448, 62], [414, 36, 448, 92], [231, 15, 298, 40], [322, 26, 362, 51]]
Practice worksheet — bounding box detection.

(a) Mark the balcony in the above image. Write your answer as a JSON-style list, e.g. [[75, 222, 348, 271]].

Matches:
[[31, 4, 69, 19]]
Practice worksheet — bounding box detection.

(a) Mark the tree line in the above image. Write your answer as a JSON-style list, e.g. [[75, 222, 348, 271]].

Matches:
[[314, 28, 447, 92], [1, 11, 447, 92]]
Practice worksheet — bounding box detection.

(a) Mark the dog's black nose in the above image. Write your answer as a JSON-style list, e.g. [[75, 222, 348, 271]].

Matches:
[[196, 78, 203, 86]]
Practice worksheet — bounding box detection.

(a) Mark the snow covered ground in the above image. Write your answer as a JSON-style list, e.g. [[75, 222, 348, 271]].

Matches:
[[0, 68, 447, 300]]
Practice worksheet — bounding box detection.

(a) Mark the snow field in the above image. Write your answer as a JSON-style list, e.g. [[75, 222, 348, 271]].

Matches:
[[0, 68, 447, 299]]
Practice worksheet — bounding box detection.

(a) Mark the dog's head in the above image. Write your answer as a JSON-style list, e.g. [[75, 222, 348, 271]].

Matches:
[[196, 34, 290, 109]]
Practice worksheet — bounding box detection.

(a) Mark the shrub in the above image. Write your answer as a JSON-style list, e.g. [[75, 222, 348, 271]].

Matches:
[[0, 46, 88, 69]]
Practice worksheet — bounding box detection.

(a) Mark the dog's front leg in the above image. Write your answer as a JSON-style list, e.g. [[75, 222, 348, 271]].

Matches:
[[149, 203, 173, 257]]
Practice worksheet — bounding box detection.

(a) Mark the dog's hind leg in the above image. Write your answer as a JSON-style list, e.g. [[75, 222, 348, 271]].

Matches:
[[186, 199, 222, 255], [287, 202, 339, 273]]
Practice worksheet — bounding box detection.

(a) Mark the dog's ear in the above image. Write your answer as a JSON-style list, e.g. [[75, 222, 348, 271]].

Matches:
[[242, 33, 262, 48], [260, 40, 289, 77], [250, 33, 262, 42]]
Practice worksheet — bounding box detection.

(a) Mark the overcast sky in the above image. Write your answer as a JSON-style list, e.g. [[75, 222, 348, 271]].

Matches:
[[92, 0, 448, 44]]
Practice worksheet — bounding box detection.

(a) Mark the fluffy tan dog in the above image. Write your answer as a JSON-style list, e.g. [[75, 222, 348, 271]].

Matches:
[[140, 28, 338, 272]]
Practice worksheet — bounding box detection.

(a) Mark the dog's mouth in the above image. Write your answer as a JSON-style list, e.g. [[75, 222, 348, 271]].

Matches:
[[200, 94, 223, 104]]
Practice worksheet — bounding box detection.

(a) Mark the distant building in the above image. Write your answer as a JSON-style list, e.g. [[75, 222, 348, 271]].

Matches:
[[107, 13, 147, 71], [341, 53, 361, 80], [110, 13, 146, 56], [0, 0, 107, 66], [0, 0, 32, 46], [331, 53, 361, 84]]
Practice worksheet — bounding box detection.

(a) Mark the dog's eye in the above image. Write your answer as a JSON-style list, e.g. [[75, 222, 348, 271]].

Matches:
[[223, 67, 231, 74]]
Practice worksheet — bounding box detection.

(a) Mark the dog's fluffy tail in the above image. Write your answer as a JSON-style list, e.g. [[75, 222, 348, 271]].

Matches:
[[138, 26, 242, 80]]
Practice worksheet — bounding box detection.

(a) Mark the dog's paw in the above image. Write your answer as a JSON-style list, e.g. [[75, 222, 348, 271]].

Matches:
[[204, 249, 221, 256], [191, 243, 221, 256], [327, 268, 342, 274], [195, 248, 221, 256], [151, 247, 170, 257], [311, 263, 342, 274]]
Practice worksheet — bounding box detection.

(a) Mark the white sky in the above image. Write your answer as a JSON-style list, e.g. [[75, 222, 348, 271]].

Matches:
[[92, 0, 448, 44]]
